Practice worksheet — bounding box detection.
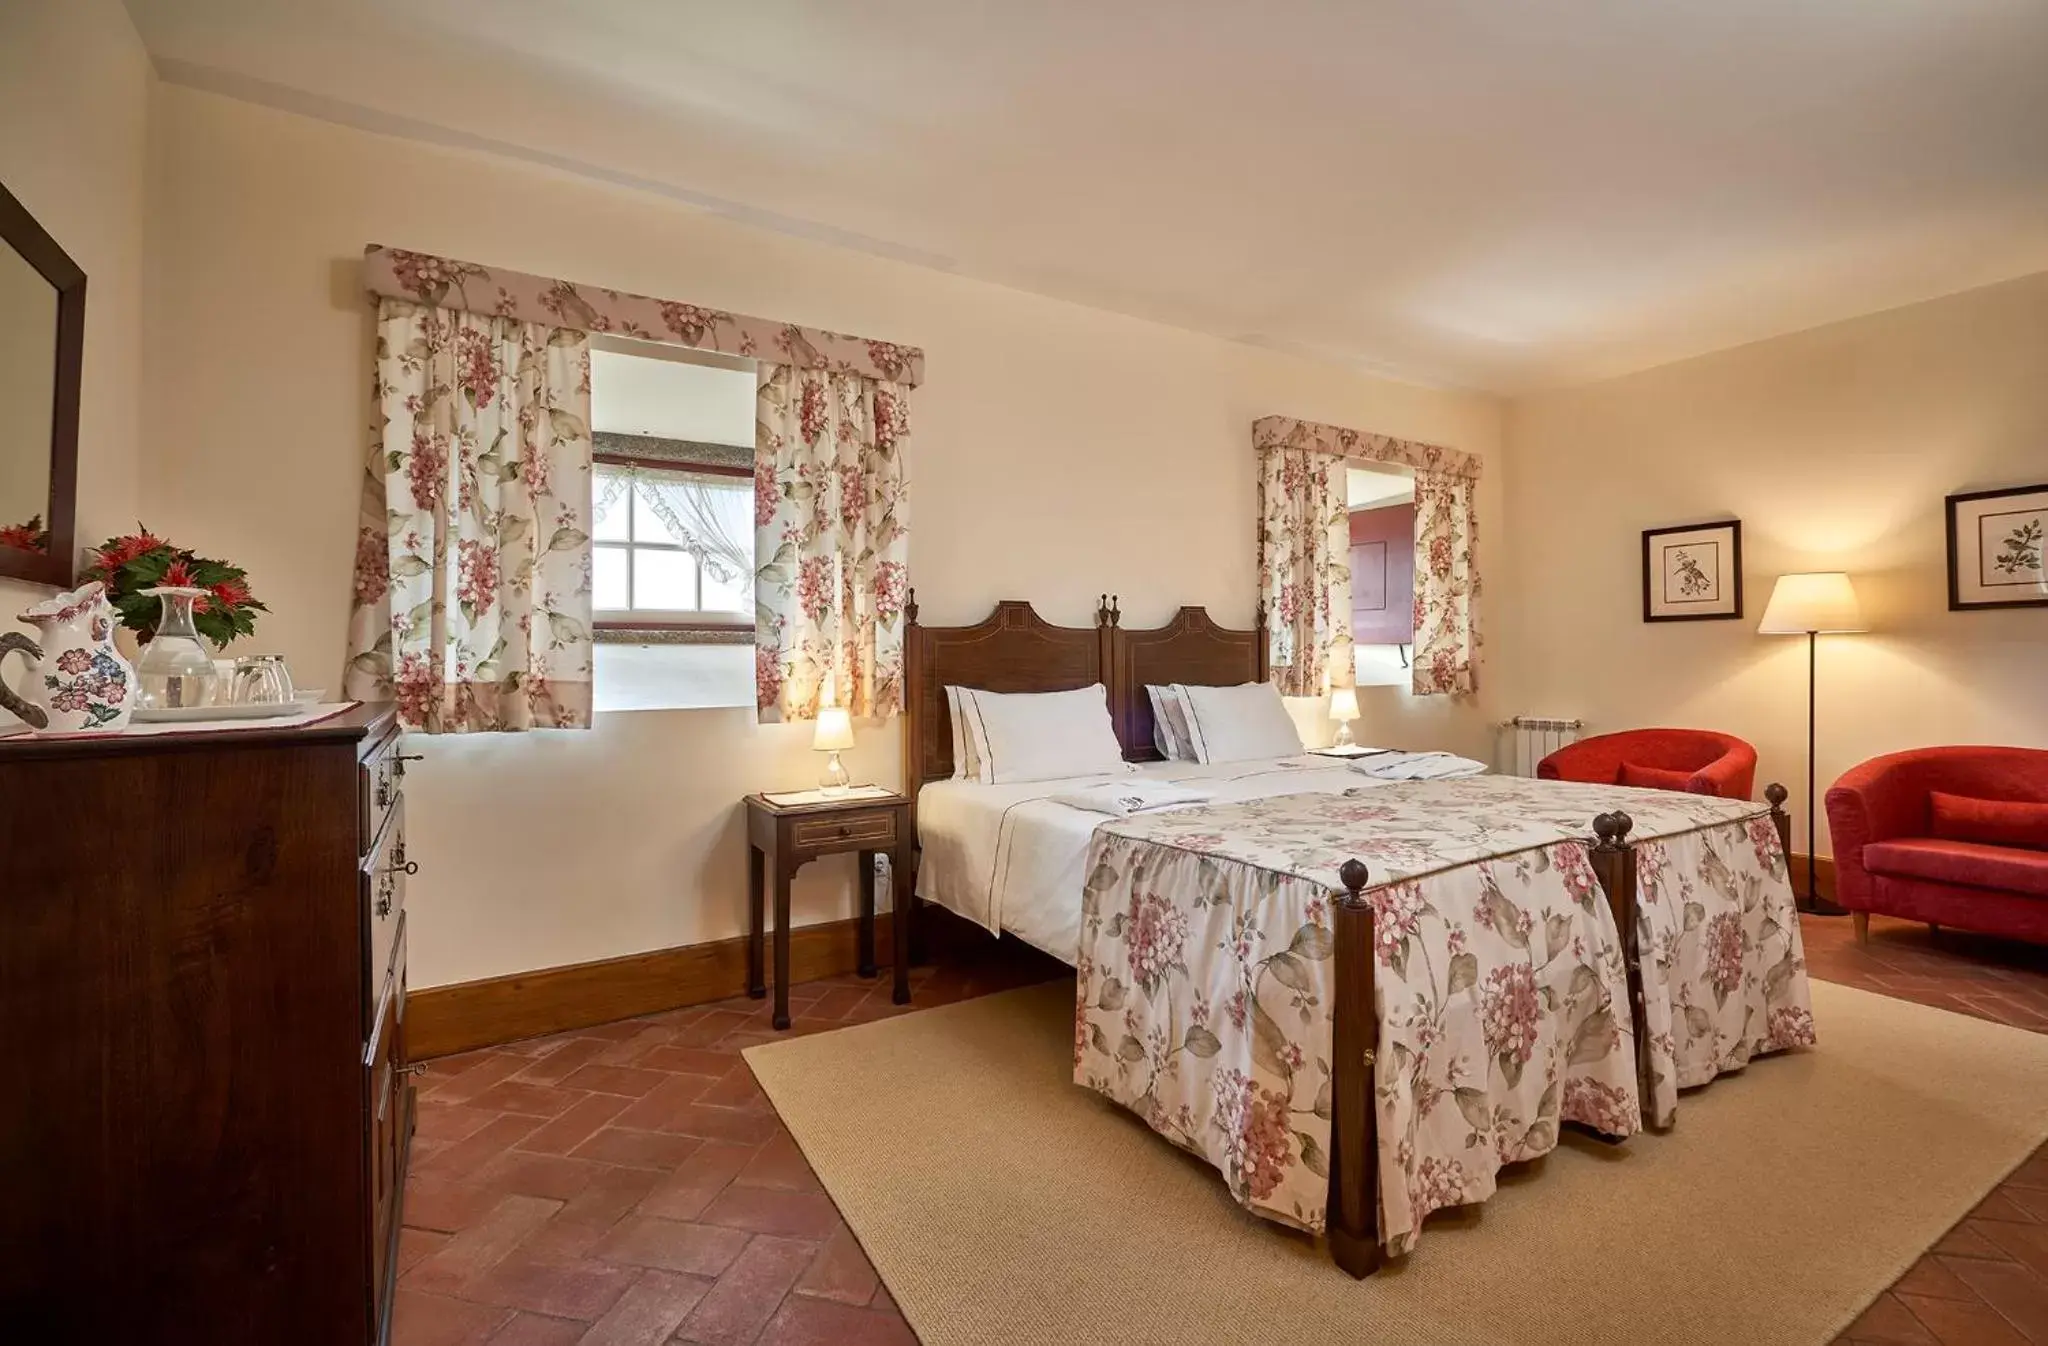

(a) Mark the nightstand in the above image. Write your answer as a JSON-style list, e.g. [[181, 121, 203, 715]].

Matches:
[[744, 791, 914, 1030]]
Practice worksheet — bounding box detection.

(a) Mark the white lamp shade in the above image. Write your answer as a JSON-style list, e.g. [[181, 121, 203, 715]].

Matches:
[[812, 706, 856, 752], [1328, 687, 1361, 722], [1758, 572, 1866, 634]]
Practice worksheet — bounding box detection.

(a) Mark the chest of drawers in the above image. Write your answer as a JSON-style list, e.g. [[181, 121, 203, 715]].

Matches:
[[0, 703, 413, 1343]]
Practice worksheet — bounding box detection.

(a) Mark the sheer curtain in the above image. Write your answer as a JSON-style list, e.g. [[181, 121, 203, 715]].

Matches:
[[594, 464, 754, 609]]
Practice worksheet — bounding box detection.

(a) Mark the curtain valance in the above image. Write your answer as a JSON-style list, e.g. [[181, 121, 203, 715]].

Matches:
[[362, 245, 925, 387], [1252, 415, 1480, 479]]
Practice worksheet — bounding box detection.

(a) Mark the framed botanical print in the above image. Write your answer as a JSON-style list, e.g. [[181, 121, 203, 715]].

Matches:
[[1948, 483, 2048, 610], [1642, 520, 1743, 622]]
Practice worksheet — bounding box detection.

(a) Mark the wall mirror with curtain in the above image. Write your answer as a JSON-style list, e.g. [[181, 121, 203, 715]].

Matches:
[[588, 337, 757, 712], [0, 179, 85, 588]]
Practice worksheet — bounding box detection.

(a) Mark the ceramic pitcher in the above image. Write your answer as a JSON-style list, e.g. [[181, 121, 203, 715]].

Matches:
[[0, 580, 137, 732]]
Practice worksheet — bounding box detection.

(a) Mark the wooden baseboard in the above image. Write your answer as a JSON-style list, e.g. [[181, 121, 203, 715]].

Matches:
[[1788, 852, 1838, 904], [405, 912, 894, 1060]]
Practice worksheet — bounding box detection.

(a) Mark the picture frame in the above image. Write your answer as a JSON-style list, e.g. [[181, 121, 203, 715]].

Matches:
[[1641, 520, 1743, 622], [1947, 483, 2048, 611]]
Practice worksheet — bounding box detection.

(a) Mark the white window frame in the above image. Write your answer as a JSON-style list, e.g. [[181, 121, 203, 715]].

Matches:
[[592, 459, 752, 628]]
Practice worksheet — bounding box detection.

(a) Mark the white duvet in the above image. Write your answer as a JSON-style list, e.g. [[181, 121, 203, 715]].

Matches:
[[915, 753, 1408, 962]]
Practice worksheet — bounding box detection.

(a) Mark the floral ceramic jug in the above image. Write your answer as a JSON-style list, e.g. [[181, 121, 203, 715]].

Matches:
[[0, 580, 137, 732]]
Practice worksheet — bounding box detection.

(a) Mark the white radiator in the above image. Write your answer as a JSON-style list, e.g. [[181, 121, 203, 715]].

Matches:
[[1505, 716, 1584, 777]]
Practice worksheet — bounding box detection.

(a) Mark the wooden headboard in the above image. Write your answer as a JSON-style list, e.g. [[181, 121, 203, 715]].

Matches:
[[1113, 605, 1268, 761], [901, 594, 1269, 801], [901, 593, 1113, 806]]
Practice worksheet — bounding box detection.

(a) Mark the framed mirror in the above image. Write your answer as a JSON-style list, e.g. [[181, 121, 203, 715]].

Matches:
[[0, 179, 84, 589]]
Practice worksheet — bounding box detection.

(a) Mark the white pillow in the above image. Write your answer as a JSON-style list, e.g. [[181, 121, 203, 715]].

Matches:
[[1145, 684, 1198, 761], [955, 683, 1130, 786], [1173, 681, 1304, 764], [944, 686, 982, 780]]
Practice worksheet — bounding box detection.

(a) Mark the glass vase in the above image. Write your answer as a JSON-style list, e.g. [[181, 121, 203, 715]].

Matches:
[[135, 586, 219, 710]]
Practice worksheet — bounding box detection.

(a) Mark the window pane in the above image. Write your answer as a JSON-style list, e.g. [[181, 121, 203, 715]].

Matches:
[[700, 560, 750, 614], [593, 545, 629, 610], [632, 486, 692, 548], [635, 547, 699, 610], [592, 466, 632, 542]]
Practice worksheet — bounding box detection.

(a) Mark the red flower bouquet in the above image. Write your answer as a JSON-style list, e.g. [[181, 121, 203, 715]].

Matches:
[[0, 512, 50, 554], [84, 527, 268, 648]]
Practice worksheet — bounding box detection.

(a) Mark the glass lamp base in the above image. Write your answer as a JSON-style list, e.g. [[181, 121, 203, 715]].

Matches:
[[819, 750, 850, 796], [1331, 720, 1356, 747]]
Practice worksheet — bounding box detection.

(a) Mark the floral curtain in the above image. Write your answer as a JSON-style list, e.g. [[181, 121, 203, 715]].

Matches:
[[1253, 415, 1481, 697], [344, 298, 594, 731], [1256, 443, 1351, 696], [754, 364, 910, 722], [1412, 468, 1479, 695]]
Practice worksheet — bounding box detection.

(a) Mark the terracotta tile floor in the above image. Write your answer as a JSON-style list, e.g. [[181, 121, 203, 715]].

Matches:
[[396, 913, 2048, 1346]]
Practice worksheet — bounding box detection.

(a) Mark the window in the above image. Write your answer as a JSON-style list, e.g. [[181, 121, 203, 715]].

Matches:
[[587, 339, 759, 713], [1347, 465, 1416, 688], [592, 463, 754, 622]]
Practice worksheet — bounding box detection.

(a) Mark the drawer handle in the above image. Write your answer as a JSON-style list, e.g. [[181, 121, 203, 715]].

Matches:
[[386, 860, 419, 879]]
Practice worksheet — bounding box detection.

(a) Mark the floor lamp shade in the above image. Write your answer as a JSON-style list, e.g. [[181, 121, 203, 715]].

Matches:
[[1758, 572, 1866, 634]]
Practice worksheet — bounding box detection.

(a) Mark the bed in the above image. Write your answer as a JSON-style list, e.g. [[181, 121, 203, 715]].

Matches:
[[899, 594, 1815, 1276]]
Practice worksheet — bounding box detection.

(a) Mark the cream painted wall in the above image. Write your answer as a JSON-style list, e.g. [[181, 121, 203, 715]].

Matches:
[[1499, 272, 2048, 861], [0, 0, 151, 665], [142, 87, 1503, 988]]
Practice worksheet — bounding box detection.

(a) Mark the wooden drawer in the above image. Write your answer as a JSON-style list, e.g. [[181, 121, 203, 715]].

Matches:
[[362, 807, 408, 1036], [366, 975, 402, 1340], [358, 731, 407, 857], [791, 809, 896, 852]]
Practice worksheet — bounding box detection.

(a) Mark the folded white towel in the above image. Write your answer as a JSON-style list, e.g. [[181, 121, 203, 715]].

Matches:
[[1349, 751, 1490, 781], [1049, 780, 1219, 817]]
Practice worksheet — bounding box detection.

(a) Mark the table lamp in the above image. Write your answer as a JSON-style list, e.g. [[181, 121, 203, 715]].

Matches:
[[813, 705, 855, 795], [1329, 686, 1361, 748], [1758, 571, 1865, 913]]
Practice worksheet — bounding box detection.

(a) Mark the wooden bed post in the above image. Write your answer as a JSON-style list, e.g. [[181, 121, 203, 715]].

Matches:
[[1327, 858, 1382, 1278], [1097, 594, 1121, 744], [898, 588, 921, 991], [1254, 600, 1270, 683], [1588, 810, 1651, 1129], [1765, 781, 1792, 863]]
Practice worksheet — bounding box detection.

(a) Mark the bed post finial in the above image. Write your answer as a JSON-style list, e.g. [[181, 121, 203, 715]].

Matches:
[[905, 588, 919, 627], [1327, 854, 1382, 1278], [1592, 810, 1634, 851], [1764, 782, 1791, 860]]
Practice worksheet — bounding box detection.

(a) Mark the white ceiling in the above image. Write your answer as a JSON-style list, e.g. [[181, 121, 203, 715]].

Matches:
[[127, 0, 2048, 392]]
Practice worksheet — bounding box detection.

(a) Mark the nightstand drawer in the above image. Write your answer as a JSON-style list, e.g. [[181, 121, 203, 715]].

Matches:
[[792, 810, 896, 851]]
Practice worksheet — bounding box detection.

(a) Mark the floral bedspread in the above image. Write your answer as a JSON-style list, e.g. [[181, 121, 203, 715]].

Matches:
[[1071, 775, 1813, 1253], [1634, 814, 1815, 1126]]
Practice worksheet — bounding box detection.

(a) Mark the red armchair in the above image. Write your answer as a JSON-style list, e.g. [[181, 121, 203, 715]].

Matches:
[[1538, 728, 1757, 799], [1825, 746, 2048, 946]]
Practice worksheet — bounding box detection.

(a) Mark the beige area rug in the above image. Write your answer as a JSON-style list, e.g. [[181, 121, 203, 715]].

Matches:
[[745, 980, 2048, 1346]]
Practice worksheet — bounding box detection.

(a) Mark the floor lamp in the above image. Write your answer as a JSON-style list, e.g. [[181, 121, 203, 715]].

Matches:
[[1758, 572, 1866, 915]]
